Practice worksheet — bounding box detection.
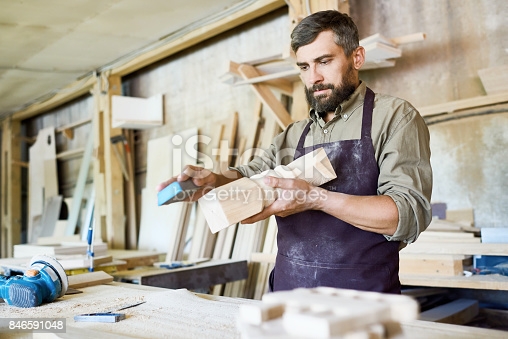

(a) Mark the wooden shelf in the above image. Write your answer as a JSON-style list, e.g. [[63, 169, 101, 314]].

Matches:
[[401, 273, 508, 290]]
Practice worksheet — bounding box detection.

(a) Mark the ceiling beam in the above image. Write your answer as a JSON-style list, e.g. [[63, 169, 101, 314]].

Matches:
[[11, 75, 96, 121]]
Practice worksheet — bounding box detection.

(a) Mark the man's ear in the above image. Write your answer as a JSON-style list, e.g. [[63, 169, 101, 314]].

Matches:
[[352, 46, 365, 70]]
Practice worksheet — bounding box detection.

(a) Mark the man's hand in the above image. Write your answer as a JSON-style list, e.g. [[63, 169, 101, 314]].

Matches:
[[242, 176, 325, 224], [155, 165, 217, 202]]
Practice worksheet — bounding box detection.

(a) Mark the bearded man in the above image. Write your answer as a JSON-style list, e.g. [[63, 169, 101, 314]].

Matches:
[[158, 10, 432, 294]]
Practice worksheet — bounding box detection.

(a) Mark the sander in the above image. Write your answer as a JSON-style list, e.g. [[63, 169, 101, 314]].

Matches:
[[0, 255, 68, 308]]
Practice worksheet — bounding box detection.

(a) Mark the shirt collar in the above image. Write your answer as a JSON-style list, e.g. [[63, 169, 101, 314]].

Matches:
[[309, 81, 366, 124]]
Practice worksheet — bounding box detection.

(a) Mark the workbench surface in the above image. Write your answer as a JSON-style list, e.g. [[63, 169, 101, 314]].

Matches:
[[1, 282, 507, 338]]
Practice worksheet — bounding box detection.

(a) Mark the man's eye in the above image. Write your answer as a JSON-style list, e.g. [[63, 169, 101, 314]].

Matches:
[[320, 60, 330, 65], [299, 66, 308, 71]]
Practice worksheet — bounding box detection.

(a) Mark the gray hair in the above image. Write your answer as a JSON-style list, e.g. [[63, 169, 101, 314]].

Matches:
[[291, 10, 359, 56]]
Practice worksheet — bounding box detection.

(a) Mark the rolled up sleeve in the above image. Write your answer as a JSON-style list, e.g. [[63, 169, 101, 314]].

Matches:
[[377, 106, 433, 244]]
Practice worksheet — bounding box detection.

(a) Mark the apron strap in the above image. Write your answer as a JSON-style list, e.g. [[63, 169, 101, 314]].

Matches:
[[362, 87, 375, 139], [296, 120, 313, 150]]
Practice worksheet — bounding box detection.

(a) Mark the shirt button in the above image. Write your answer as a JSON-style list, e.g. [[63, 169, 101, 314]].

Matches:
[[343, 114, 348, 119], [323, 129, 328, 134]]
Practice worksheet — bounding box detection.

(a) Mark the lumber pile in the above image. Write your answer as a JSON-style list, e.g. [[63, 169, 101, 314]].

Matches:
[[400, 217, 479, 277]]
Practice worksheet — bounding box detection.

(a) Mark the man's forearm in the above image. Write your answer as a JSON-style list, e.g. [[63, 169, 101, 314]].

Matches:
[[317, 189, 399, 235]]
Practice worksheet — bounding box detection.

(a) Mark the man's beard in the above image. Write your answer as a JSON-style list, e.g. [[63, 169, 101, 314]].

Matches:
[[305, 65, 357, 114]]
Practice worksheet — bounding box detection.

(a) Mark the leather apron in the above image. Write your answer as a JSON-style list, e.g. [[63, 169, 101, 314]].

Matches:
[[270, 87, 401, 294]]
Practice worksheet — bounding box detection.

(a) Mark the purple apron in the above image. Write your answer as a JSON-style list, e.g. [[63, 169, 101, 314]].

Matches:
[[270, 87, 401, 293]]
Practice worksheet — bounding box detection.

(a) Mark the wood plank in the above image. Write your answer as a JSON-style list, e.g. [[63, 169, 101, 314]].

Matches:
[[400, 273, 508, 290], [419, 299, 479, 325], [92, 82, 107, 244], [102, 75, 125, 249], [113, 259, 248, 291], [418, 91, 508, 116], [291, 81, 309, 121], [238, 63, 293, 130], [401, 319, 508, 339], [138, 128, 197, 259], [65, 125, 94, 236], [68, 271, 114, 289], [55, 117, 92, 134], [28, 127, 58, 243], [399, 255, 466, 276], [124, 130, 137, 250], [400, 242, 508, 255]]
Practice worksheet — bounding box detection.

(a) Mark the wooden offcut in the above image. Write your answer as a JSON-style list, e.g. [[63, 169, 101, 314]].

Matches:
[[198, 147, 336, 234]]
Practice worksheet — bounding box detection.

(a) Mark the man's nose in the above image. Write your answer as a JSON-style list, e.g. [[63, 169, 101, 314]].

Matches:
[[308, 66, 324, 85]]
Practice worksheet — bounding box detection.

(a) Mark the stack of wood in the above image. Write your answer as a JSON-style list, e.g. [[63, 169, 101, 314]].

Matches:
[[400, 212, 480, 277], [400, 217, 480, 277]]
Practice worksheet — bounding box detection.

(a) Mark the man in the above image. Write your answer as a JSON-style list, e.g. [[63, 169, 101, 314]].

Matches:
[[157, 10, 432, 294]]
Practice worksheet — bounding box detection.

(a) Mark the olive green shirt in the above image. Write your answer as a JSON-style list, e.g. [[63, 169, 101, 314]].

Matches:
[[232, 82, 433, 244]]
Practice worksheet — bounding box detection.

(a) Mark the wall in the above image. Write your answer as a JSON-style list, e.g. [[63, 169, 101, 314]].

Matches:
[[350, 0, 508, 227], [122, 7, 290, 185]]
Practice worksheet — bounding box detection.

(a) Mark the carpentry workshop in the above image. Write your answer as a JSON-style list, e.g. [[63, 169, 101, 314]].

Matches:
[[1, 0, 508, 338]]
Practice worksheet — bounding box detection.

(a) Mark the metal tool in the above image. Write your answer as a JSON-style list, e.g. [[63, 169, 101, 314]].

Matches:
[[0, 255, 68, 308], [74, 301, 146, 323]]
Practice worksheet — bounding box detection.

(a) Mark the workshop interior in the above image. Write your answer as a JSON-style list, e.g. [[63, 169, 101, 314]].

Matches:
[[0, 1, 507, 338]]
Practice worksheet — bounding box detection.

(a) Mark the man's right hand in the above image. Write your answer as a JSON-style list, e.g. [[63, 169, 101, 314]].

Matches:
[[155, 165, 217, 202]]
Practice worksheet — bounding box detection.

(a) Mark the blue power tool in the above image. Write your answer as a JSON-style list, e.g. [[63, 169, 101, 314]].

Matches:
[[0, 255, 68, 308]]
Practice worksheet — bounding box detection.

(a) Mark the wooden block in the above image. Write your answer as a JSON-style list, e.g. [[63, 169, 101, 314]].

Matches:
[[419, 299, 478, 325], [58, 255, 113, 270], [399, 254, 467, 276], [199, 147, 336, 234], [239, 303, 285, 325], [250, 287, 418, 338], [199, 177, 264, 234], [111, 94, 163, 129], [68, 271, 114, 289]]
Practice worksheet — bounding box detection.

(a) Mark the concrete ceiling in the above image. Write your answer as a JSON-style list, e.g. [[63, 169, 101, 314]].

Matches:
[[0, 0, 250, 119]]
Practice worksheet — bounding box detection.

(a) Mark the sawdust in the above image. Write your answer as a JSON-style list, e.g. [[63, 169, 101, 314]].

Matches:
[[0, 283, 259, 338]]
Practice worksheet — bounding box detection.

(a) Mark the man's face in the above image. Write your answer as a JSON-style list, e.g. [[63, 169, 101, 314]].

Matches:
[[296, 30, 360, 113]]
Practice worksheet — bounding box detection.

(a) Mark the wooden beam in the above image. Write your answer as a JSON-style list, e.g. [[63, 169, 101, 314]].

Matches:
[[111, 0, 286, 76], [101, 75, 126, 249], [419, 91, 508, 117], [400, 242, 508, 256], [12, 76, 95, 121], [1, 118, 22, 258], [238, 64, 293, 129], [419, 299, 479, 325], [400, 273, 508, 290], [55, 117, 92, 134]]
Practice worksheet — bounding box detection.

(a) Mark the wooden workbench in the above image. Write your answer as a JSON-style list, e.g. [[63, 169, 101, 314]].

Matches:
[[1, 282, 507, 338]]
